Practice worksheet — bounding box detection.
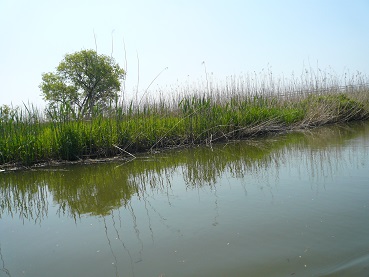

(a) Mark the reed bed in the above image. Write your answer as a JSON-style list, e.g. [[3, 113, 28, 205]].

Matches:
[[1, 70, 369, 167]]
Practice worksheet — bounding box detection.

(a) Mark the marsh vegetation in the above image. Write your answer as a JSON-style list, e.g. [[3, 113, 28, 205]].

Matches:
[[1, 69, 369, 167]]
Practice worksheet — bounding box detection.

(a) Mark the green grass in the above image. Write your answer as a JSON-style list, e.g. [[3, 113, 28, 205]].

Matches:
[[1, 70, 369, 167]]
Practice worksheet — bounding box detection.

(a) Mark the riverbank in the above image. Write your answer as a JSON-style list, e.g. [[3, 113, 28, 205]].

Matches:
[[1, 74, 369, 170], [2, 118, 369, 277]]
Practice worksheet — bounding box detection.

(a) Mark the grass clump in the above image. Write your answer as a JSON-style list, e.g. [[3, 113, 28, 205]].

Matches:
[[301, 93, 369, 125], [1, 69, 369, 168]]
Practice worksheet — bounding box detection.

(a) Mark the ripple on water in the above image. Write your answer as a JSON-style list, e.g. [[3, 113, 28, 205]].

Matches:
[[319, 252, 369, 276]]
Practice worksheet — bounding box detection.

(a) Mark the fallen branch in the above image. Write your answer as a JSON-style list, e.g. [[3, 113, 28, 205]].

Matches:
[[112, 144, 136, 159]]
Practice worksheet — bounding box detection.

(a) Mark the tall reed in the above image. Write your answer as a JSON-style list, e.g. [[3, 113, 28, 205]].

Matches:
[[1, 69, 369, 167]]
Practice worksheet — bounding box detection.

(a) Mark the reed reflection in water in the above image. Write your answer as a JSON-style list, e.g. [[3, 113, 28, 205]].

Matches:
[[1, 121, 369, 276]]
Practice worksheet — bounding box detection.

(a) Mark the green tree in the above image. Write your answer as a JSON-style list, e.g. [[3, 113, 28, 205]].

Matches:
[[0, 105, 11, 122], [40, 49, 125, 117]]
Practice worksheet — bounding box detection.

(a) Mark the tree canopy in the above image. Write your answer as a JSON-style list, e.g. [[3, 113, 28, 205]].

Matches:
[[40, 50, 125, 117]]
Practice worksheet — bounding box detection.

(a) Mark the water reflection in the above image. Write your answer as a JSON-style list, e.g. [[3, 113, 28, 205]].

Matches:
[[0, 243, 11, 277], [1, 122, 369, 276], [1, 121, 368, 222]]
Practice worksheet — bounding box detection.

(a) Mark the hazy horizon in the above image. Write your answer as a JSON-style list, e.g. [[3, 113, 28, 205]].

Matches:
[[1, 0, 369, 107]]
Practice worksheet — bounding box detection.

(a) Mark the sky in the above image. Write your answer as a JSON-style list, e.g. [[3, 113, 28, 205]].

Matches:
[[1, 0, 369, 107]]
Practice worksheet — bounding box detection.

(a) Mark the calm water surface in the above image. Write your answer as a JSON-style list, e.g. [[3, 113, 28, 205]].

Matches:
[[1, 122, 369, 277]]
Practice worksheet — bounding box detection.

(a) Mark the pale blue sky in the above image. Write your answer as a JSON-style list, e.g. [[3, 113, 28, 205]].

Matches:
[[1, 0, 368, 106]]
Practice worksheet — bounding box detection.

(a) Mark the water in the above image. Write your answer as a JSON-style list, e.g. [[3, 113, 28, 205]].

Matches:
[[1, 121, 369, 277]]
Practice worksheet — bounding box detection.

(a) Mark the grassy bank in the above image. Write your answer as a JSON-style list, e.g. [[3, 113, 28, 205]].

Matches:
[[1, 71, 369, 167]]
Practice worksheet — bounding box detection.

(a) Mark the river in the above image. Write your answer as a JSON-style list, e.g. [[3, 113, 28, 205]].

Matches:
[[1, 121, 369, 276]]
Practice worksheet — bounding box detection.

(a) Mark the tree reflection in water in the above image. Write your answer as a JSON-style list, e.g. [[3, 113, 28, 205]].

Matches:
[[1, 122, 369, 220]]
